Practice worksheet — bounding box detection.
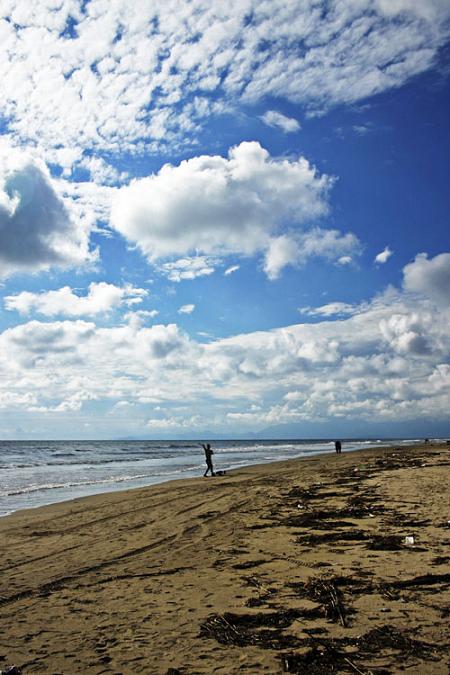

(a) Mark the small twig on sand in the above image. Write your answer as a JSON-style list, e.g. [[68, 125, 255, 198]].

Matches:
[[343, 657, 372, 674]]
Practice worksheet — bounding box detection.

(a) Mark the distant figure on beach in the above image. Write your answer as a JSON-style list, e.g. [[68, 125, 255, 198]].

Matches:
[[202, 443, 215, 477], [335, 440, 342, 454]]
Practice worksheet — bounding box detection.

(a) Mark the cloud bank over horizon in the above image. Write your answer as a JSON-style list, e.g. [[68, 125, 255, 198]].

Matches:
[[0, 253, 448, 435]]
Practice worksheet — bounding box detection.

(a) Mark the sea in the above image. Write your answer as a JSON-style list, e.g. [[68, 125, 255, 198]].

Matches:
[[0, 438, 421, 518]]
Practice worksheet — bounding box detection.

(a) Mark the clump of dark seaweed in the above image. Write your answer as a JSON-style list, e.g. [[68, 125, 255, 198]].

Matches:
[[290, 576, 351, 627], [283, 510, 355, 530], [281, 624, 438, 673], [286, 486, 320, 500], [366, 534, 404, 550], [281, 644, 353, 674], [296, 530, 368, 547], [355, 624, 438, 659], [199, 610, 303, 649], [232, 559, 267, 570]]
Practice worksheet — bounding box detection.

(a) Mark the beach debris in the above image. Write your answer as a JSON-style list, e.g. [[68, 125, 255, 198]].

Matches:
[[296, 529, 368, 547], [287, 486, 320, 501], [291, 576, 350, 627], [281, 624, 438, 673], [388, 572, 450, 590], [404, 535, 415, 545], [1, 667, 22, 675], [366, 534, 403, 550], [284, 509, 356, 530], [282, 644, 356, 674], [199, 610, 302, 649], [232, 559, 266, 570], [355, 624, 438, 659]]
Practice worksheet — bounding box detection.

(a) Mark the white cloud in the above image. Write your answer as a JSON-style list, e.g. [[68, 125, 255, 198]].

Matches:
[[178, 304, 195, 315], [337, 256, 353, 266], [56, 178, 116, 234], [300, 302, 357, 317], [379, 312, 433, 356], [261, 110, 300, 133], [224, 265, 240, 276], [0, 1, 448, 161], [375, 0, 450, 21], [111, 142, 358, 278], [403, 252, 450, 307], [146, 415, 205, 430], [4, 282, 148, 317], [79, 156, 128, 186], [159, 256, 217, 282], [0, 145, 95, 277], [111, 142, 332, 260], [374, 246, 393, 264], [264, 228, 361, 279], [0, 257, 448, 428]]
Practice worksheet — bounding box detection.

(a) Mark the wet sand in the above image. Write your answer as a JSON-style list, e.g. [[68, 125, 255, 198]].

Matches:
[[1, 443, 449, 674]]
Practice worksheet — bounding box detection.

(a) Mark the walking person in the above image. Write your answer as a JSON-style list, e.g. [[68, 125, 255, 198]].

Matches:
[[202, 443, 215, 477]]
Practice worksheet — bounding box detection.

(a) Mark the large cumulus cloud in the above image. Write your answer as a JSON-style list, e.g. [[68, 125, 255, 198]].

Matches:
[[403, 252, 450, 307], [111, 142, 359, 277], [0, 147, 95, 277]]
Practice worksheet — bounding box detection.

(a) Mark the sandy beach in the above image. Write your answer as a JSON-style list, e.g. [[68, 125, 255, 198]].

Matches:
[[1, 442, 449, 674]]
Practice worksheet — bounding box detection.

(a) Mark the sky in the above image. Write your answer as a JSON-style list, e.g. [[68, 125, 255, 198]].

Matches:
[[0, 0, 449, 440]]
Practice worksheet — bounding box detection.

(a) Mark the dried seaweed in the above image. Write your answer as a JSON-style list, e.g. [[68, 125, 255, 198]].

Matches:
[[355, 625, 438, 658], [432, 556, 450, 565], [389, 572, 450, 589], [281, 624, 438, 674], [282, 644, 355, 674], [287, 486, 320, 500], [283, 513, 355, 530], [366, 535, 403, 550], [296, 529, 368, 546], [199, 610, 303, 649], [291, 577, 351, 627]]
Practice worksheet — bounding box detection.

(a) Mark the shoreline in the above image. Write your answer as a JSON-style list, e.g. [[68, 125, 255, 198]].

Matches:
[[1, 438, 426, 520], [1, 442, 449, 673]]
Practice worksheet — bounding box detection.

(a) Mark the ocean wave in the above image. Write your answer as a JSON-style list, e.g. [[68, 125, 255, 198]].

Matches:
[[2, 463, 208, 497], [3, 473, 162, 496]]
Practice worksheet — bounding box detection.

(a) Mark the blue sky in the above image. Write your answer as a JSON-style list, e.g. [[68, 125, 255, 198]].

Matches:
[[0, 0, 449, 439]]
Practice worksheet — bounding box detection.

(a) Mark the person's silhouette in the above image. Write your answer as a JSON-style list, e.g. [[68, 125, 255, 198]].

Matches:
[[202, 443, 215, 477]]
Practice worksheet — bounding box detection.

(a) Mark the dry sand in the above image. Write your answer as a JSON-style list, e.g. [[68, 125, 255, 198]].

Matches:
[[1, 443, 449, 674]]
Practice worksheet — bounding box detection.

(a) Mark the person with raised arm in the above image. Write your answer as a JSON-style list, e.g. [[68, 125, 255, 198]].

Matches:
[[201, 443, 215, 477]]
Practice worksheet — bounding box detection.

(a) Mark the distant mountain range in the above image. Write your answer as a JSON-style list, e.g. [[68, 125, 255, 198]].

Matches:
[[118, 418, 450, 441]]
